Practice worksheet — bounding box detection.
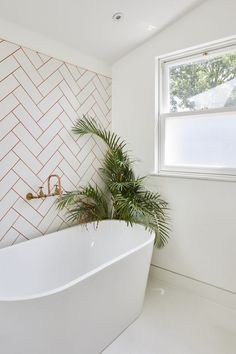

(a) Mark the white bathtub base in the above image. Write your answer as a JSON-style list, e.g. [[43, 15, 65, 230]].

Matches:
[[0, 221, 154, 354]]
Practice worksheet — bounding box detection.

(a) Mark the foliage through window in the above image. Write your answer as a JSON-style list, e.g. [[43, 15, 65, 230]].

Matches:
[[169, 53, 236, 112], [158, 39, 236, 180]]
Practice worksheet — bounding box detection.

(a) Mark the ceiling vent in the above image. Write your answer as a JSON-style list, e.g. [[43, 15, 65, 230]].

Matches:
[[112, 12, 124, 21]]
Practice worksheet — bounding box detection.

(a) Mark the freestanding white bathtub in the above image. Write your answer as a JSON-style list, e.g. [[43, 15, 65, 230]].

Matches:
[[0, 220, 154, 354]]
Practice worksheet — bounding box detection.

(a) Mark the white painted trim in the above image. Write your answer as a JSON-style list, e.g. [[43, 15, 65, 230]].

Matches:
[[157, 34, 236, 62], [149, 265, 236, 310], [155, 36, 236, 181], [0, 18, 112, 77], [150, 171, 236, 183]]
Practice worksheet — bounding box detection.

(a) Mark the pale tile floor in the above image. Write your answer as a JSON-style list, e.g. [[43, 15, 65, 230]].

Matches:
[[103, 277, 236, 354]]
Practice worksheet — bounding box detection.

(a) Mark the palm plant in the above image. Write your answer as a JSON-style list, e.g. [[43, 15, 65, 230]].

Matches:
[[58, 116, 170, 247]]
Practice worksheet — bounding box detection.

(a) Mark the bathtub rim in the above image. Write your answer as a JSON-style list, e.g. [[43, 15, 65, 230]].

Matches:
[[0, 220, 154, 302]]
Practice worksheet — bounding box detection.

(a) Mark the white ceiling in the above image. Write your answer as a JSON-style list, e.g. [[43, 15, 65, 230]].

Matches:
[[0, 0, 203, 64]]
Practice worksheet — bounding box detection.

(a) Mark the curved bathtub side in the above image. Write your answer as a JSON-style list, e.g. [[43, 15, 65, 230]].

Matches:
[[0, 221, 154, 301], [0, 235, 154, 354]]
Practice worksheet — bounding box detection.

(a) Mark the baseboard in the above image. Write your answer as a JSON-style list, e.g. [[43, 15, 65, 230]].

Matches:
[[149, 265, 236, 310]]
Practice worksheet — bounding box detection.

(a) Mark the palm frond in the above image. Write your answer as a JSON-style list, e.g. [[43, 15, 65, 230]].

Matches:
[[58, 115, 170, 248], [72, 116, 126, 152]]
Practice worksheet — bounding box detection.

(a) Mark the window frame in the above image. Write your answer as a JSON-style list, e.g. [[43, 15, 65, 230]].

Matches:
[[155, 36, 236, 182]]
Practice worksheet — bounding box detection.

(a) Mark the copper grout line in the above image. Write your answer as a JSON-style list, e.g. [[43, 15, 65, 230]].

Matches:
[[0, 47, 21, 65], [37, 73, 64, 94], [36, 110, 65, 144], [92, 92, 109, 117], [35, 58, 64, 83], [12, 66, 43, 104], [11, 194, 47, 232], [11, 111, 43, 144], [76, 73, 96, 94], [36, 121, 64, 148], [37, 102, 64, 130], [58, 85, 80, 111], [0, 131, 20, 160], [0, 81, 20, 103], [91, 106, 109, 126], [9, 144, 43, 178], [21, 47, 45, 70], [0, 97, 20, 122], [58, 101, 76, 126], [12, 50, 44, 86], [96, 73, 110, 91], [10, 127, 42, 161], [36, 139, 64, 167], [59, 64, 80, 96], [76, 91, 98, 115], [0, 39, 112, 246], [12, 234, 27, 246], [0, 38, 112, 79], [0, 193, 20, 223], [58, 81, 81, 110], [13, 48, 46, 83], [0, 173, 20, 202], [11, 210, 43, 237], [0, 219, 19, 242], [0, 115, 19, 142], [65, 62, 82, 82], [10, 142, 44, 183], [0, 151, 20, 181], [36, 197, 62, 230], [36, 88, 64, 117], [93, 74, 110, 101], [0, 64, 21, 84], [32, 149, 64, 177], [11, 88, 43, 121]]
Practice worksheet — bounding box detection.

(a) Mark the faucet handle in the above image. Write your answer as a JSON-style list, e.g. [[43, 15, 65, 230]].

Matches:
[[37, 186, 46, 199], [54, 184, 62, 197], [54, 184, 60, 196]]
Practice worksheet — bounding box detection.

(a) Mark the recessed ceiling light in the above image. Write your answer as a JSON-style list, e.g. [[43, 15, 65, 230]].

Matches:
[[112, 12, 124, 22], [147, 25, 156, 31]]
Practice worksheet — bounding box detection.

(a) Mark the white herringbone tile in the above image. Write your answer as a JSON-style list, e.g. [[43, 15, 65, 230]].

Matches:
[[0, 38, 111, 249], [14, 49, 43, 86], [13, 124, 42, 156], [0, 55, 19, 82], [14, 86, 43, 121], [0, 41, 19, 62], [0, 93, 19, 120], [0, 112, 18, 140], [14, 68, 43, 103], [14, 105, 43, 139], [22, 47, 44, 69]]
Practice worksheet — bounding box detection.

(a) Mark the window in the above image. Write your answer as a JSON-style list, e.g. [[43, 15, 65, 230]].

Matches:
[[157, 38, 236, 180]]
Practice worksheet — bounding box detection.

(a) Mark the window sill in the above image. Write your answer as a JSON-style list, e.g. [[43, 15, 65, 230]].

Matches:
[[149, 170, 236, 182]]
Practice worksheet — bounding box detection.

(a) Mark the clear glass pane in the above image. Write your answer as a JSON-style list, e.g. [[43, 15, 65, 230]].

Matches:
[[164, 112, 236, 169], [169, 52, 236, 112]]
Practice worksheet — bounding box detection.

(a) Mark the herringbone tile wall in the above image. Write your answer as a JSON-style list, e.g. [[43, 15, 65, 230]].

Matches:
[[0, 39, 112, 249]]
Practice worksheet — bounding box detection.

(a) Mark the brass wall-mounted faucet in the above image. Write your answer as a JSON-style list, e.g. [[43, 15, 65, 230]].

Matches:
[[47, 174, 62, 197], [26, 175, 62, 200]]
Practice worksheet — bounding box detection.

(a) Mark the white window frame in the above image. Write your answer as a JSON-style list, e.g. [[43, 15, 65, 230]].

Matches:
[[155, 36, 236, 182]]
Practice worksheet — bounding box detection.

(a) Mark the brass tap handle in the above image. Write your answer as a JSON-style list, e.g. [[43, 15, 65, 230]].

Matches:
[[54, 184, 61, 196], [37, 186, 46, 199]]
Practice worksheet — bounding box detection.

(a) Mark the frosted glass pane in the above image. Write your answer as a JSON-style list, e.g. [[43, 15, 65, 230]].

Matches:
[[164, 112, 236, 168]]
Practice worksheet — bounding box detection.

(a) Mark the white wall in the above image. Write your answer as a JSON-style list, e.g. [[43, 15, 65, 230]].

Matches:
[[112, 0, 236, 293], [0, 18, 111, 77]]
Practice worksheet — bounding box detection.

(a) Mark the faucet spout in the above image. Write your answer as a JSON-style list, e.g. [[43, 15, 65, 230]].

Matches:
[[47, 174, 62, 197]]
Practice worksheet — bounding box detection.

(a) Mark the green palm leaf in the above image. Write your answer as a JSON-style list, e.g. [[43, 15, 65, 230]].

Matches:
[[58, 116, 170, 247]]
